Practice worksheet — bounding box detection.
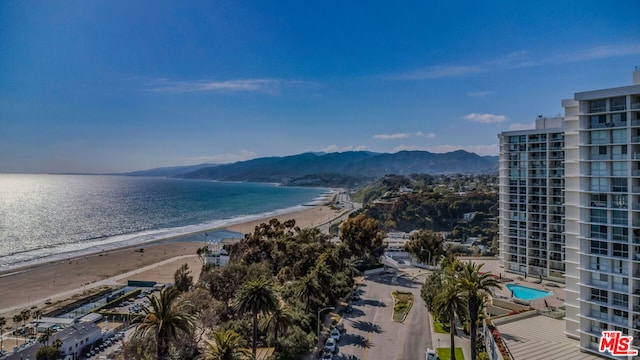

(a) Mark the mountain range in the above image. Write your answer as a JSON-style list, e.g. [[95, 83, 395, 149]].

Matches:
[[122, 150, 498, 186]]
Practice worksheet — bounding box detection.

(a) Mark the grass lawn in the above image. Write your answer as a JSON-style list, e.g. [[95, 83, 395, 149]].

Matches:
[[433, 320, 448, 334], [436, 347, 465, 360]]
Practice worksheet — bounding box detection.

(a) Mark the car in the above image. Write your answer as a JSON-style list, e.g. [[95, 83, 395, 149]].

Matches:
[[335, 322, 346, 334], [330, 328, 341, 342], [321, 350, 334, 359], [324, 338, 337, 353], [343, 303, 353, 313], [426, 348, 438, 360], [351, 292, 361, 301]]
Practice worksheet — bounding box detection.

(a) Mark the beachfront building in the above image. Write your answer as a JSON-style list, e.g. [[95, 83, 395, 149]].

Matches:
[[563, 69, 640, 356], [498, 116, 566, 283], [5, 322, 101, 360]]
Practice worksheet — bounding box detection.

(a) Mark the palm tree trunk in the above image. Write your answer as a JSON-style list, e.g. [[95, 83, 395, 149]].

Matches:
[[158, 331, 169, 360], [274, 318, 279, 351], [450, 317, 456, 360], [252, 312, 258, 356], [469, 301, 479, 360]]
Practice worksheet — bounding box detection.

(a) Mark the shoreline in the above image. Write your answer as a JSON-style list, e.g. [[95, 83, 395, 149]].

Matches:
[[0, 188, 337, 274], [0, 202, 345, 317]]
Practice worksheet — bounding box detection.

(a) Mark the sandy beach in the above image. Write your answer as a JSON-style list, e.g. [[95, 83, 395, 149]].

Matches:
[[0, 204, 344, 318]]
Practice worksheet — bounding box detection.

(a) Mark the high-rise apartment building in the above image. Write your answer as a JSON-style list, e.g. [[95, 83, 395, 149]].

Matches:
[[498, 117, 566, 283], [497, 70, 640, 358], [563, 70, 640, 356]]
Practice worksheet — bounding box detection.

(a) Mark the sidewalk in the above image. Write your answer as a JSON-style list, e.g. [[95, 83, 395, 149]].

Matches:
[[428, 311, 472, 360]]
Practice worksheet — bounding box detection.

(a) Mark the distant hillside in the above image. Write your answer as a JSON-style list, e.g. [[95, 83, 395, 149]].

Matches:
[[120, 163, 218, 177], [177, 150, 497, 184]]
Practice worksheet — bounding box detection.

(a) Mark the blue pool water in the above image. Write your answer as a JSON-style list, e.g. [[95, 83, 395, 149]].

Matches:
[[506, 284, 551, 301]]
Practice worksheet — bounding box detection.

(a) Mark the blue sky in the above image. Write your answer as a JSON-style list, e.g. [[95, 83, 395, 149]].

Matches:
[[1, 1, 639, 173]]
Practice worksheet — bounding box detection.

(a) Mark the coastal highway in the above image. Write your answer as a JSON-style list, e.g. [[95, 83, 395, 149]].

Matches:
[[315, 190, 361, 235]]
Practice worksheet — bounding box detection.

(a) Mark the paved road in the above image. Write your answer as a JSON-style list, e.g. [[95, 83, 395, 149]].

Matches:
[[333, 272, 432, 360]]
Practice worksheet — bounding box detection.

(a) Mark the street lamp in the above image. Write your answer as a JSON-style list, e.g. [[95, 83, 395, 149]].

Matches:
[[317, 306, 335, 350]]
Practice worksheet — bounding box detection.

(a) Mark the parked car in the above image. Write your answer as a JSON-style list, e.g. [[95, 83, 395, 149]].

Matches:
[[343, 303, 353, 313], [330, 328, 341, 342], [335, 322, 346, 334], [324, 338, 337, 353], [351, 292, 361, 301], [321, 349, 334, 360], [426, 348, 438, 360]]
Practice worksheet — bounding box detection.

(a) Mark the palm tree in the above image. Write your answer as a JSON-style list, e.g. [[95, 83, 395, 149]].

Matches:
[[33, 309, 42, 321], [12, 313, 22, 345], [259, 301, 295, 350], [0, 316, 5, 353], [295, 272, 322, 313], [232, 277, 278, 356], [38, 329, 51, 347], [52, 338, 63, 352], [20, 309, 30, 329], [132, 287, 195, 360], [432, 283, 467, 360], [198, 329, 252, 360], [458, 262, 501, 360]]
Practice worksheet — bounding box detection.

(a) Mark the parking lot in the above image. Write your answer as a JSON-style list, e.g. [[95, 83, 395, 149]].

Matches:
[[321, 272, 432, 360]]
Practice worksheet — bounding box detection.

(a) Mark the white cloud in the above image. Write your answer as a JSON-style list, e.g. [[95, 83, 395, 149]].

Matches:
[[149, 78, 313, 94], [508, 123, 535, 131], [467, 91, 493, 98], [186, 150, 257, 164], [547, 43, 640, 65], [389, 43, 640, 80], [321, 145, 369, 153], [373, 131, 436, 140], [391, 144, 499, 156], [373, 133, 411, 140], [462, 113, 507, 124], [392, 64, 488, 80]]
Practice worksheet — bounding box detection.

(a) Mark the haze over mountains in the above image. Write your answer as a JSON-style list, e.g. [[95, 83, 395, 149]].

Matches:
[[123, 150, 498, 186]]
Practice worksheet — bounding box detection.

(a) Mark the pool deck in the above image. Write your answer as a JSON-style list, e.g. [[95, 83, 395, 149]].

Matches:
[[462, 256, 567, 311]]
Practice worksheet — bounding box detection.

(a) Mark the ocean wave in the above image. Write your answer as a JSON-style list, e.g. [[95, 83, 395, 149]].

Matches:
[[0, 204, 309, 272]]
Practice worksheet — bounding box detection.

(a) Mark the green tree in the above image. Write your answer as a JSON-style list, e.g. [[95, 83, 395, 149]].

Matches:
[[174, 263, 194, 292], [35, 345, 60, 360], [432, 283, 467, 360], [340, 214, 383, 260], [420, 272, 443, 312], [132, 286, 195, 360], [458, 262, 501, 360], [198, 329, 252, 360], [294, 272, 323, 314], [405, 229, 444, 266], [259, 301, 295, 350], [232, 277, 278, 356]]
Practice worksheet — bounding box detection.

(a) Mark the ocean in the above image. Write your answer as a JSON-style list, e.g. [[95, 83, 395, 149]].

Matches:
[[0, 174, 327, 270]]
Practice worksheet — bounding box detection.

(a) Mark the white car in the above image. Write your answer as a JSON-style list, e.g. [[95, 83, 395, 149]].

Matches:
[[426, 348, 438, 360], [330, 328, 341, 342], [324, 338, 337, 353]]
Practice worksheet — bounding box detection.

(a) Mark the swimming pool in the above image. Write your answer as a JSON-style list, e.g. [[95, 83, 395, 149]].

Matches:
[[506, 284, 551, 301]]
